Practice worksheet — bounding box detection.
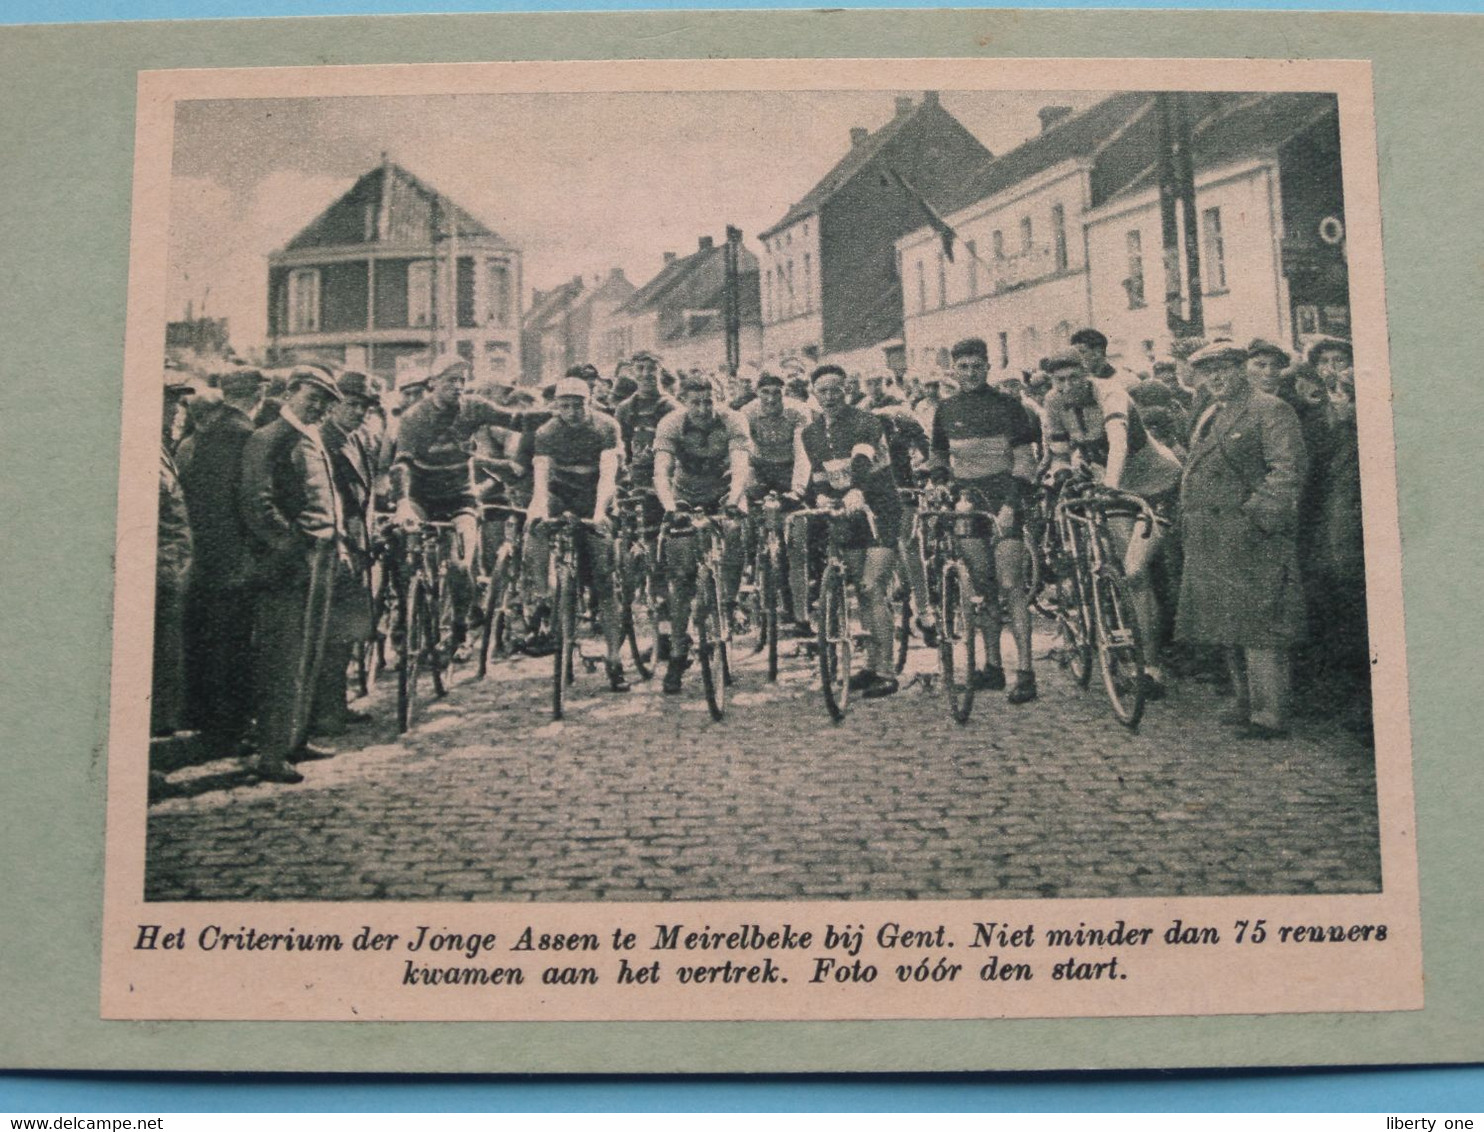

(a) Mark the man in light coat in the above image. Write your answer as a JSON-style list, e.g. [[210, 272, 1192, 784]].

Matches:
[[1176, 343, 1308, 739]]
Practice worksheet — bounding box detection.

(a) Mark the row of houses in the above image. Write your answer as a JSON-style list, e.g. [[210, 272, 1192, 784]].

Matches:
[[265, 90, 1349, 388]]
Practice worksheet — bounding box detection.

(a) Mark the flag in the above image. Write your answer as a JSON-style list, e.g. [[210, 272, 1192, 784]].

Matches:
[[886, 166, 958, 262]]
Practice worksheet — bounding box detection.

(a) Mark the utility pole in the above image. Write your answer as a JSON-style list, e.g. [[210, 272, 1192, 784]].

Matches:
[[1155, 93, 1205, 339], [723, 225, 743, 376]]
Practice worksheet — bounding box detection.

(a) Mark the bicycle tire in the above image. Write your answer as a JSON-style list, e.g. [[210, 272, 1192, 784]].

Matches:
[[817, 563, 851, 723], [938, 560, 977, 725], [621, 545, 660, 681], [476, 544, 509, 678], [1092, 564, 1147, 729], [552, 567, 577, 720], [893, 571, 912, 674], [397, 575, 428, 733], [696, 577, 728, 721]]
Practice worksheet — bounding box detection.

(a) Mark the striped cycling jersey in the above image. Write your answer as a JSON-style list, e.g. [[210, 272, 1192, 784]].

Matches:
[[929, 384, 1039, 487]]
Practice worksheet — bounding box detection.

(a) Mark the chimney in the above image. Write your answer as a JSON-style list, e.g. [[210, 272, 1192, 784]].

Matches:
[[663, 252, 677, 264], [921, 90, 940, 107], [1038, 105, 1073, 133], [850, 126, 869, 147], [699, 236, 714, 251], [894, 96, 913, 117], [609, 267, 625, 280]]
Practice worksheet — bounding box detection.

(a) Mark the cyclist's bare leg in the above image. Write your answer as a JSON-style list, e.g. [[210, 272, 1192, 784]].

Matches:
[[1109, 514, 1163, 681], [961, 537, 1004, 670], [847, 547, 898, 674], [450, 511, 480, 630], [897, 506, 932, 628], [663, 533, 699, 659], [583, 530, 624, 663], [994, 535, 1033, 676], [720, 518, 744, 612]]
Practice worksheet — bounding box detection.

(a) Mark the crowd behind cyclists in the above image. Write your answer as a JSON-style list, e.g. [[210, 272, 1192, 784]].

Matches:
[[151, 324, 1369, 785]]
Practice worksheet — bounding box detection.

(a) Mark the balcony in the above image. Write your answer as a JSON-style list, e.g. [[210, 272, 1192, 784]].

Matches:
[[990, 245, 1063, 294]]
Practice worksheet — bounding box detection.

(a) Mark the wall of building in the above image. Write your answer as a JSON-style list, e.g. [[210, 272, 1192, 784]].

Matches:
[[1086, 159, 1287, 365], [759, 215, 824, 363]]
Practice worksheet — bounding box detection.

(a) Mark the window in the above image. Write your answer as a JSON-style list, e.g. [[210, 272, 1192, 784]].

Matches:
[[936, 249, 947, 309], [997, 331, 1010, 369], [1051, 204, 1068, 272], [486, 261, 511, 327], [916, 259, 927, 314], [965, 240, 978, 297], [407, 260, 434, 327], [287, 268, 320, 333], [1020, 217, 1033, 255], [992, 230, 1004, 259], [1125, 230, 1146, 309], [1202, 207, 1227, 292], [803, 252, 812, 313]]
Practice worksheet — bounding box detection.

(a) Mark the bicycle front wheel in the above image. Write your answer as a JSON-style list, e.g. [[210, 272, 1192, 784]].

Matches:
[[938, 560, 977, 725], [397, 575, 429, 733], [696, 576, 728, 721], [620, 545, 660, 681], [760, 544, 781, 681], [893, 568, 912, 674], [552, 570, 577, 720], [1091, 564, 1147, 729], [477, 544, 511, 678], [817, 563, 852, 723]]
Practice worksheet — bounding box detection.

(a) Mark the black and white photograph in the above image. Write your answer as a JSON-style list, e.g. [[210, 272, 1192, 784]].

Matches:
[[135, 70, 1390, 912]]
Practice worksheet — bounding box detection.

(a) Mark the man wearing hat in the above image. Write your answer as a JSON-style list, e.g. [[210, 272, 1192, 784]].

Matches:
[[653, 371, 752, 693], [929, 338, 1041, 704], [1177, 342, 1308, 739], [175, 367, 266, 757], [1307, 336, 1353, 394], [238, 363, 344, 782], [153, 372, 196, 739], [310, 372, 380, 736], [1245, 338, 1292, 397]]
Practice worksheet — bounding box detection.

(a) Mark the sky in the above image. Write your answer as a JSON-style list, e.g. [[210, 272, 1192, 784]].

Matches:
[[166, 88, 1106, 351]]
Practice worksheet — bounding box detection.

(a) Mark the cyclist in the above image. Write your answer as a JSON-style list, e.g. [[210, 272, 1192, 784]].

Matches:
[[1041, 349, 1182, 698], [525, 377, 629, 692], [742, 371, 811, 633], [1070, 327, 1141, 391], [652, 372, 752, 694], [929, 337, 1040, 705], [871, 393, 937, 648], [391, 355, 525, 659], [793, 365, 902, 699]]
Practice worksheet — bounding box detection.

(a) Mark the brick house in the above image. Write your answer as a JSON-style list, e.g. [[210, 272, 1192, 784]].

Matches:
[[266, 157, 522, 389], [757, 91, 994, 372]]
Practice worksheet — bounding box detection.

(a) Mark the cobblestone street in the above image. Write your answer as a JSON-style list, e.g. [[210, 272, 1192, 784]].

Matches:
[[145, 625, 1382, 902]]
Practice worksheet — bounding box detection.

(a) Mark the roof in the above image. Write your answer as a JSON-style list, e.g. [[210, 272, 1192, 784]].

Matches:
[[281, 160, 506, 252], [618, 240, 761, 342], [1101, 92, 1339, 205], [526, 278, 584, 331], [759, 94, 989, 241], [935, 91, 1156, 219]]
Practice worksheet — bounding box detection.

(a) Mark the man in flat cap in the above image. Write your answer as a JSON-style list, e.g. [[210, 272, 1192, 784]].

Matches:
[[239, 363, 344, 782], [176, 367, 266, 758], [1244, 338, 1291, 397], [1177, 342, 1308, 739]]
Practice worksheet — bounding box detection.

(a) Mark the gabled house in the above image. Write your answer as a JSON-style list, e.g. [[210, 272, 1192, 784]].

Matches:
[[609, 236, 762, 374], [757, 91, 994, 371], [266, 156, 522, 388], [896, 91, 1347, 375], [521, 277, 585, 386]]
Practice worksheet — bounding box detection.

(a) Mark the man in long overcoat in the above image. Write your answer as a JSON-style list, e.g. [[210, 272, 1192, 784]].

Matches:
[[176, 367, 265, 757], [238, 364, 343, 782], [1177, 343, 1308, 738], [310, 371, 378, 736]]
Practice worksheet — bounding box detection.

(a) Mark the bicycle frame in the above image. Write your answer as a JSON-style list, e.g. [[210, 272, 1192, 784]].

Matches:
[[916, 484, 996, 725]]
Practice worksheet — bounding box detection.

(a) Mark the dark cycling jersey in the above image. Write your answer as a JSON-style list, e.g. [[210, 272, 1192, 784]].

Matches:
[[532, 411, 620, 520], [799, 406, 901, 547], [395, 395, 522, 509], [654, 406, 751, 509], [614, 392, 681, 488], [929, 384, 1039, 513]]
